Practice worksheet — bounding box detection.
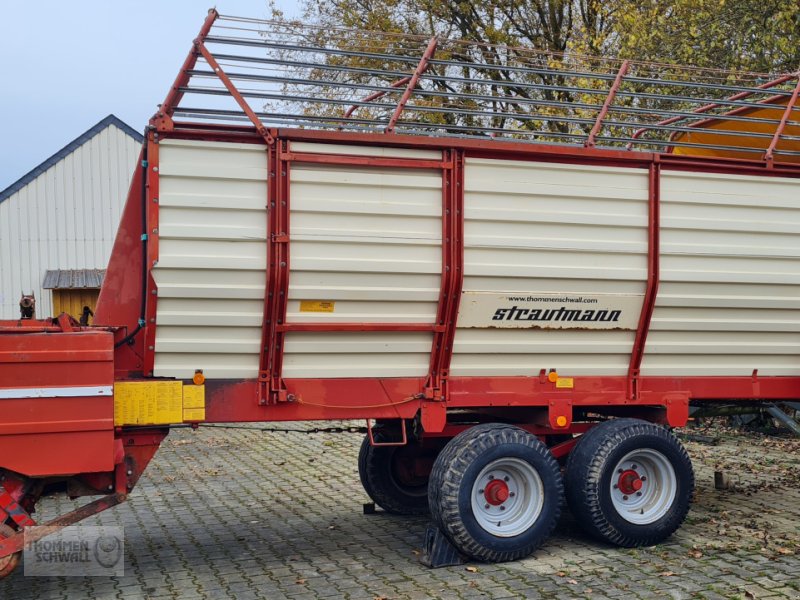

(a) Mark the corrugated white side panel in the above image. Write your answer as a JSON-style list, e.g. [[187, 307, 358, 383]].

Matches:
[[284, 155, 442, 378], [153, 139, 268, 378], [453, 158, 649, 376], [0, 124, 140, 318], [283, 332, 432, 377], [642, 171, 800, 376]]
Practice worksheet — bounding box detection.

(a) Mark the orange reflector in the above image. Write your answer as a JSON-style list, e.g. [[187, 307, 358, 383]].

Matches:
[[193, 370, 205, 385], [547, 371, 559, 383], [556, 415, 568, 427]]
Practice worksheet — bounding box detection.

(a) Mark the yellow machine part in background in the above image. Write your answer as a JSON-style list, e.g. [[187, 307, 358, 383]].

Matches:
[[671, 95, 800, 164]]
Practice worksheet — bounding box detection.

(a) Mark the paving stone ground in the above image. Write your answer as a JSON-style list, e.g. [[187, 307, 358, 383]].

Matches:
[[2, 423, 799, 600]]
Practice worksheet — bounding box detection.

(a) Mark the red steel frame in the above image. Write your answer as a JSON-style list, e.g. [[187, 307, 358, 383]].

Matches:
[[627, 161, 660, 401], [126, 18, 800, 428], [132, 121, 800, 431], [2, 11, 800, 566], [585, 60, 629, 148], [764, 75, 800, 167]]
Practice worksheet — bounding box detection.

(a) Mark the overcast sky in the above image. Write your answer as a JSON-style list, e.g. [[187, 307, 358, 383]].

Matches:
[[1, 1, 301, 190]]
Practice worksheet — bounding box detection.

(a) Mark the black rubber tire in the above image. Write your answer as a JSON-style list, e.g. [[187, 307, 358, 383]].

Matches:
[[565, 418, 694, 548], [358, 431, 431, 515], [428, 423, 563, 562]]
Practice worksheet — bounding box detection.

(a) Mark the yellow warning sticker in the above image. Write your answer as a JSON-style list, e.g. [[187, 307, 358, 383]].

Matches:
[[114, 381, 183, 425], [299, 300, 335, 313], [183, 385, 205, 409], [114, 382, 206, 425], [183, 408, 206, 422], [556, 378, 574, 389]]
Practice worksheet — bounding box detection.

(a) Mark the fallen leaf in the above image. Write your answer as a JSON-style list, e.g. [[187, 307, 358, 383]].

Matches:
[[295, 579, 306, 585], [465, 566, 479, 573], [659, 571, 675, 577], [688, 549, 703, 559], [567, 579, 578, 585], [411, 549, 420, 556], [556, 571, 567, 577], [777, 547, 794, 555], [469, 582, 478, 588]]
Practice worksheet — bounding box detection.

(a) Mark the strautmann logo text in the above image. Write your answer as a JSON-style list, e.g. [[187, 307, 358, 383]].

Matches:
[[492, 305, 622, 323]]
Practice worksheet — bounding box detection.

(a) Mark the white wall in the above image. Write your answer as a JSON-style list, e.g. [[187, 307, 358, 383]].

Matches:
[[0, 124, 141, 318]]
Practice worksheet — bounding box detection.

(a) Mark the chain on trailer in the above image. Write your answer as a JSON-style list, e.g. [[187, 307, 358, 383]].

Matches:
[[203, 424, 369, 435]]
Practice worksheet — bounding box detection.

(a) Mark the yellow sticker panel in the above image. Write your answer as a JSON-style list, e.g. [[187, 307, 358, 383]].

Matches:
[[299, 300, 335, 313], [114, 382, 206, 425], [183, 385, 205, 409], [114, 381, 183, 425], [183, 408, 206, 422], [556, 378, 574, 389]]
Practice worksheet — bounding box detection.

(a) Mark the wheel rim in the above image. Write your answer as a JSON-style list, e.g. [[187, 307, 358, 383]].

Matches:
[[610, 448, 677, 525], [390, 449, 429, 498], [471, 457, 544, 537]]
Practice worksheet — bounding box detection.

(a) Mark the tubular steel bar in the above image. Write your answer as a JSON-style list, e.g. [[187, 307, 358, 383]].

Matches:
[[586, 60, 629, 147], [156, 12, 800, 163], [153, 8, 219, 130], [0, 493, 126, 557], [764, 75, 800, 166], [386, 36, 438, 133], [195, 42, 275, 145], [629, 73, 798, 145], [628, 162, 661, 401], [262, 141, 291, 403], [183, 69, 788, 126], [346, 76, 410, 119]]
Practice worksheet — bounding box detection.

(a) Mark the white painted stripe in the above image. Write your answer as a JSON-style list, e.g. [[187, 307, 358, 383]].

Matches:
[[0, 385, 113, 399]]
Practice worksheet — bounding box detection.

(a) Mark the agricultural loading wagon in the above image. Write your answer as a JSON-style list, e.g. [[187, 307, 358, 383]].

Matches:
[[1, 9, 800, 576]]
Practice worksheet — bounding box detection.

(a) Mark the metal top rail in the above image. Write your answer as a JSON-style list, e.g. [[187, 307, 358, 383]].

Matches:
[[157, 10, 800, 163]]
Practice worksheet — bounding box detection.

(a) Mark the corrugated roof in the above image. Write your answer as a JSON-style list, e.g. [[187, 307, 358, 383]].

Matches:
[[42, 269, 106, 290], [0, 115, 143, 204]]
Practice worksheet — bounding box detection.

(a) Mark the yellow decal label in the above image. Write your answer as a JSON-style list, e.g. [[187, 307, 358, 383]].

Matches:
[[299, 300, 335, 313], [183, 408, 206, 422], [114, 382, 206, 425], [182, 384, 206, 422], [183, 385, 205, 409], [114, 381, 183, 426], [556, 378, 574, 389]]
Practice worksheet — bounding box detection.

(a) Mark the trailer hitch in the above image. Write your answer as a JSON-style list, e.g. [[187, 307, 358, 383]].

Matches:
[[0, 492, 127, 560]]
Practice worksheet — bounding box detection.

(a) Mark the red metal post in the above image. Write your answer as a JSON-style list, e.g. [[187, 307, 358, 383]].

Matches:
[[152, 9, 219, 130], [586, 60, 629, 148], [196, 43, 275, 146], [261, 141, 291, 403], [627, 161, 661, 400], [425, 149, 464, 401], [386, 36, 438, 134], [143, 134, 160, 377], [764, 75, 800, 167]]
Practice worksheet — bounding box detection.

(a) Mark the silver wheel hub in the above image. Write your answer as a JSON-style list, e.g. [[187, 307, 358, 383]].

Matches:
[[610, 448, 677, 525], [471, 457, 544, 537]]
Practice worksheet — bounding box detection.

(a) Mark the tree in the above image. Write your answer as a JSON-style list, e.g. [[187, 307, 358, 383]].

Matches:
[[293, 0, 799, 73]]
